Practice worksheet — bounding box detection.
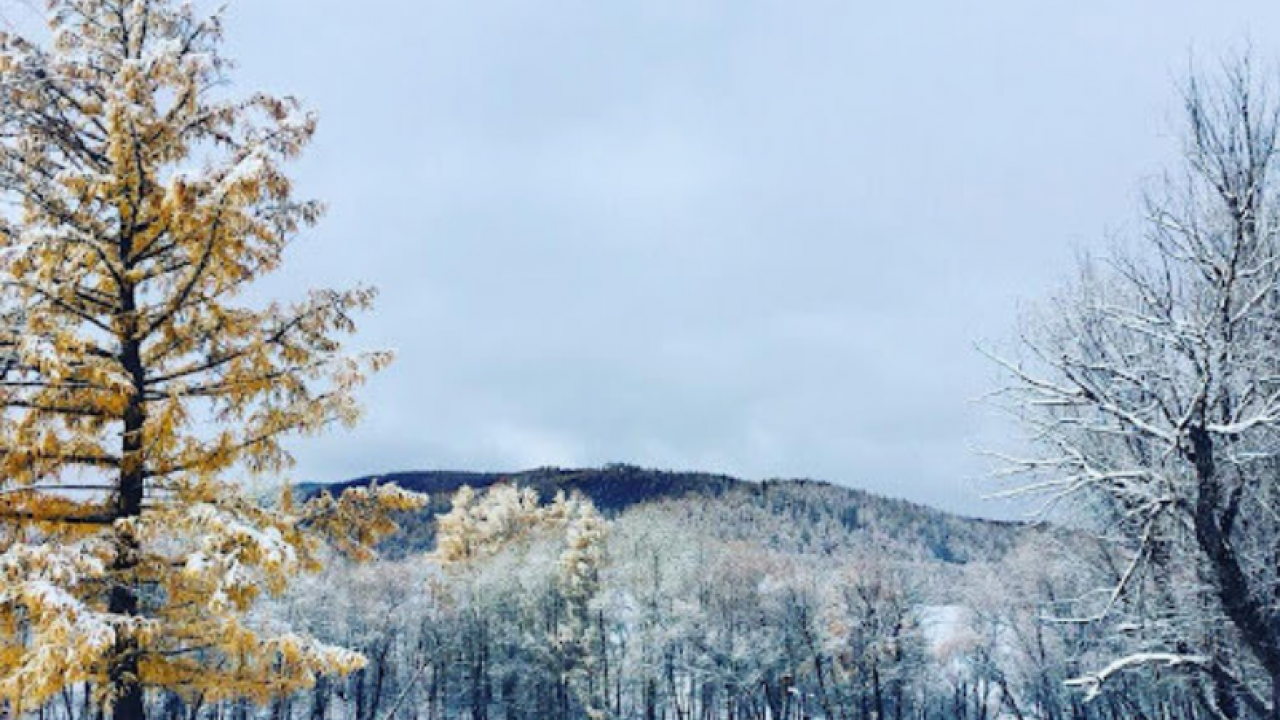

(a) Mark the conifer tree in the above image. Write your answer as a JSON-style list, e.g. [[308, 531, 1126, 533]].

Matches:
[[0, 1, 424, 717]]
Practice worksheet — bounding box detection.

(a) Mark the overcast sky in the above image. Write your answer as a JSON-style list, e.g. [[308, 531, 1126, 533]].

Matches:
[[84, 2, 1280, 517]]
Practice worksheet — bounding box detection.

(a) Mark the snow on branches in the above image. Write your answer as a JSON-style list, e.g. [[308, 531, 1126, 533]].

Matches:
[[994, 56, 1280, 714], [0, 0, 418, 713]]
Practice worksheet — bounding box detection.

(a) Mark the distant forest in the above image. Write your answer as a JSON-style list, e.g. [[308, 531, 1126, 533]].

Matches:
[[217, 465, 1182, 720]]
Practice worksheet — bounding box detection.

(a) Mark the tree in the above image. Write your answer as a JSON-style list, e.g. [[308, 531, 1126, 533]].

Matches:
[[434, 485, 611, 720], [995, 56, 1280, 719], [0, 1, 424, 718]]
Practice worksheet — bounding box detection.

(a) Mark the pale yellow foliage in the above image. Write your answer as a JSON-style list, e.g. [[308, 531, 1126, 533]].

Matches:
[[0, 0, 425, 711], [433, 485, 543, 563], [0, 480, 427, 710], [434, 485, 608, 580], [434, 485, 609, 717], [434, 485, 609, 642]]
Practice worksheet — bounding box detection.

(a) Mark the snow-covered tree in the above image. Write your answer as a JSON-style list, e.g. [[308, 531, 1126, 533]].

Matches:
[[820, 557, 923, 720], [997, 57, 1280, 719], [434, 485, 612, 720], [0, 1, 425, 717]]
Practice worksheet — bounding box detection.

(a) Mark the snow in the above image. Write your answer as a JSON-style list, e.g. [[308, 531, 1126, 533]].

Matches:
[[217, 147, 269, 194], [18, 335, 59, 365], [919, 604, 975, 656], [1066, 653, 1209, 701]]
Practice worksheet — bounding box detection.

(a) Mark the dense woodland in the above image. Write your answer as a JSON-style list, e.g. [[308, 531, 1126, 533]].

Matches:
[[268, 474, 1214, 720], [3, 1, 1280, 720], [30, 470, 1218, 720]]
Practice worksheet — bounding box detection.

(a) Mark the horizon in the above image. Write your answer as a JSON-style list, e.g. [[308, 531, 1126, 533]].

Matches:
[[317, 463, 1040, 524]]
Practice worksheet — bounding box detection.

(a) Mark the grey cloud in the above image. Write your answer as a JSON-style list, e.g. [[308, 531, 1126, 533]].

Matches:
[[218, 1, 1280, 518]]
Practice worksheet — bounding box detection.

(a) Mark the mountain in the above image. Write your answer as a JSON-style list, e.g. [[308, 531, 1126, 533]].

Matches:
[[315, 464, 739, 514], [305, 464, 1040, 565]]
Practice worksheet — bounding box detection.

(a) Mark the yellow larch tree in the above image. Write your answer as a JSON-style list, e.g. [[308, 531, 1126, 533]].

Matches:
[[0, 1, 425, 718], [434, 485, 610, 718]]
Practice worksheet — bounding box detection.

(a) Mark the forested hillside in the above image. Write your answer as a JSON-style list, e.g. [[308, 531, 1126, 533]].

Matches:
[[310, 465, 1031, 564], [240, 471, 1168, 720]]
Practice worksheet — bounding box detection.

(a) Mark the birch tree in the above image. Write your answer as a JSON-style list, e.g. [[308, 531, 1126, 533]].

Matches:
[[996, 57, 1280, 720], [0, 1, 424, 718]]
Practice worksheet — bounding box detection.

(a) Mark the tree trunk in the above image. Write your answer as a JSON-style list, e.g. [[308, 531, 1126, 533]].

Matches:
[[1190, 426, 1278, 673], [1189, 426, 1280, 715], [1271, 673, 1279, 720], [109, 249, 147, 720], [872, 664, 884, 720], [645, 677, 657, 720], [311, 676, 330, 720]]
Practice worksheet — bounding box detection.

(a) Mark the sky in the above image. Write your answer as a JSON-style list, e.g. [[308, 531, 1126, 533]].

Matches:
[[12, 2, 1280, 518]]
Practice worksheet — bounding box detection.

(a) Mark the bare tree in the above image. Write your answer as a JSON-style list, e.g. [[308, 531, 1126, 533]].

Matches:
[[994, 56, 1280, 720]]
